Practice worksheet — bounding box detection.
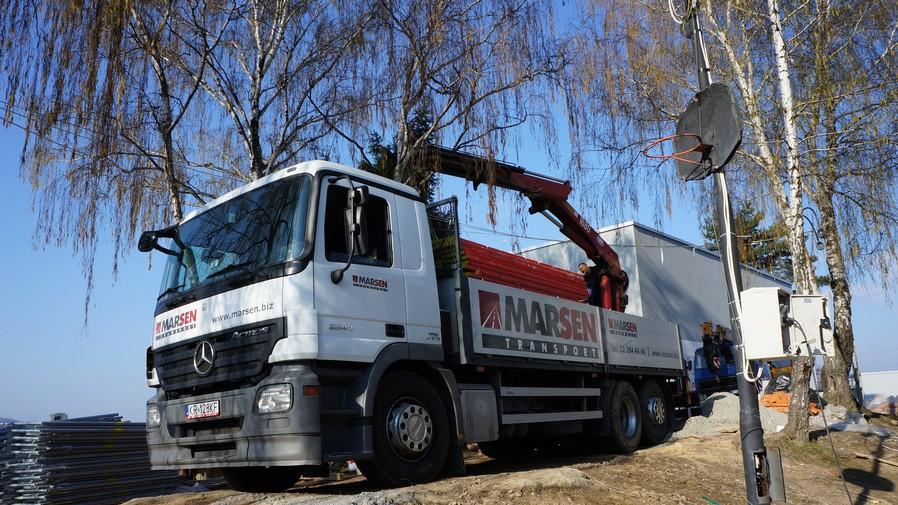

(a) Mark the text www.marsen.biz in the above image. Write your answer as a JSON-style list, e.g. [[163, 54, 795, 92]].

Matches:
[[211, 302, 274, 323]]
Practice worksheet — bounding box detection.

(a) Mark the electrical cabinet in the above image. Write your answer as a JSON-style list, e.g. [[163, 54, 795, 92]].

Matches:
[[740, 287, 834, 360], [789, 294, 835, 357], [740, 287, 792, 360]]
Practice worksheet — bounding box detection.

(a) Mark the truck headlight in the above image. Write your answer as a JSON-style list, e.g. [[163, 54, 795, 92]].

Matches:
[[256, 384, 293, 414], [147, 405, 161, 427]]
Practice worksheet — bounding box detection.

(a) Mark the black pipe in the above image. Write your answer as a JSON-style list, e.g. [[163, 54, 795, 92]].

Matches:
[[688, 9, 773, 505]]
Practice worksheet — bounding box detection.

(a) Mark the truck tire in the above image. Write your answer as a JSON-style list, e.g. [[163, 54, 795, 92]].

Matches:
[[606, 381, 642, 453], [357, 372, 449, 486], [221, 466, 303, 492], [639, 380, 670, 445]]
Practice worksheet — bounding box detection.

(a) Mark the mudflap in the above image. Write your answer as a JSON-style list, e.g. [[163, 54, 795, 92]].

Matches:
[[442, 444, 466, 477]]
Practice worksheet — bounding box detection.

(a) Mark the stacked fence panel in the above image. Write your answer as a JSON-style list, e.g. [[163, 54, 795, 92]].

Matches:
[[0, 415, 180, 505], [1, 424, 42, 504]]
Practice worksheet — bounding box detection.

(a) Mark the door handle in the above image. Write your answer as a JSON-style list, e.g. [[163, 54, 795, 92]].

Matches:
[[385, 324, 405, 338]]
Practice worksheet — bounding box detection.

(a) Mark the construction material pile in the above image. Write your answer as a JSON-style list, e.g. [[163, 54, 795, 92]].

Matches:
[[0, 414, 180, 505], [0, 423, 41, 503], [809, 405, 894, 436], [673, 392, 788, 439], [761, 391, 821, 415], [459, 239, 588, 302]]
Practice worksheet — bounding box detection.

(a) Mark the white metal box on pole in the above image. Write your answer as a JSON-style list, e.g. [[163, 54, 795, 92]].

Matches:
[[740, 287, 792, 360], [739, 287, 835, 360], [789, 295, 835, 357]]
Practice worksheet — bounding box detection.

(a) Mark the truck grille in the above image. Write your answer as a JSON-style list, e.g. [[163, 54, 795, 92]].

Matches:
[[168, 417, 243, 438], [154, 318, 284, 395]]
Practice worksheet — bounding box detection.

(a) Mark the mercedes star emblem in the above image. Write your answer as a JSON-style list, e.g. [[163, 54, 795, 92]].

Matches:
[[193, 340, 215, 376]]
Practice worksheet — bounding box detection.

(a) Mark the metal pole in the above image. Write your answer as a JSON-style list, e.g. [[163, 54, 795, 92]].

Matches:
[[687, 9, 773, 505]]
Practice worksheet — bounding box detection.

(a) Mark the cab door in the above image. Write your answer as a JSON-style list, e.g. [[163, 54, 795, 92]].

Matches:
[[313, 178, 408, 362]]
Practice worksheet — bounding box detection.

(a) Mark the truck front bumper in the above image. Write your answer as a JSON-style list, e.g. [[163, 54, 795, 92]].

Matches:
[[146, 364, 320, 470]]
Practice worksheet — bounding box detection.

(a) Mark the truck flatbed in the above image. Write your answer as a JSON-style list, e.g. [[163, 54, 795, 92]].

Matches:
[[459, 239, 587, 302]]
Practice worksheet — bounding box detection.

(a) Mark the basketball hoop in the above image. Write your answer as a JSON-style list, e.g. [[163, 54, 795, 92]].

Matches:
[[642, 133, 711, 165]]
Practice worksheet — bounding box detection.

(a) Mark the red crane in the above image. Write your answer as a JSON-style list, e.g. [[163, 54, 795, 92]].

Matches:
[[432, 146, 629, 312]]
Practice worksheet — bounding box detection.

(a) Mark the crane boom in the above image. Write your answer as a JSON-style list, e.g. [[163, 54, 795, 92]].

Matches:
[[432, 146, 628, 311]]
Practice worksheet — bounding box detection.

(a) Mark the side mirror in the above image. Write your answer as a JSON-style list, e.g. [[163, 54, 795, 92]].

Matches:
[[331, 183, 370, 284], [341, 187, 370, 257], [353, 187, 369, 256], [354, 185, 369, 206], [138, 226, 180, 256], [138, 231, 158, 252]]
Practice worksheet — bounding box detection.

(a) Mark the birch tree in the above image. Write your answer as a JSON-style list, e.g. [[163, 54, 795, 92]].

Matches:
[[559, 0, 698, 222], [0, 0, 573, 320], [760, 0, 819, 440], [565, 0, 898, 439], [0, 0, 226, 317], [794, 0, 898, 409], [181, 0, 374, 180], [345, 0, 566, 196]]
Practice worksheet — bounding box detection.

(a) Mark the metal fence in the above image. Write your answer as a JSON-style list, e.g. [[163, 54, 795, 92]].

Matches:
[[0, 414, 180, 505]]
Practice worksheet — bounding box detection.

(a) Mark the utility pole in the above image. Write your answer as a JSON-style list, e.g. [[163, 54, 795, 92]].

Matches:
[[680, 6, 781, 504]]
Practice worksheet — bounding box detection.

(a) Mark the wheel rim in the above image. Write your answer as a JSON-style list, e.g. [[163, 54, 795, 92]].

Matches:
[[386, 398, 433, 461], [646, 395, 666, 426], [620, 396, 639, 438]]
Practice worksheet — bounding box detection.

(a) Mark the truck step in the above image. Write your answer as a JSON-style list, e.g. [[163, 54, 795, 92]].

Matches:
[[320, 408, 361, 420], [500, 386, 602, 397], [501, 410, 603, 424]]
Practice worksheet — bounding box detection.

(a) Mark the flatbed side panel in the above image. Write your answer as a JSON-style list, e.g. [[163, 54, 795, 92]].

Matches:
[[600, 308, 683, 370], [466, 278, 604, 365]]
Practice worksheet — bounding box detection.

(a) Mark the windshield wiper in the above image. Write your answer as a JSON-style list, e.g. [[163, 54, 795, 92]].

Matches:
[[157, 284, 186, 301], [205, 261, 257, 281]]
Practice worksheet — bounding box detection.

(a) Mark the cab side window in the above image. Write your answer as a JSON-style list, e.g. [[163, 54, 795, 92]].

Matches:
[[324, 185, 392, 267]]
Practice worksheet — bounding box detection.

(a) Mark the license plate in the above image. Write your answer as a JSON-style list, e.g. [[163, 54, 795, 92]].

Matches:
[[185, 400, 220, 420]]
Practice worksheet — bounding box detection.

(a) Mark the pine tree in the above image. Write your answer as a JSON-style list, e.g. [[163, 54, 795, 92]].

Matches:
[[358, 108, 440, 202], [701, 200, 793, 282]]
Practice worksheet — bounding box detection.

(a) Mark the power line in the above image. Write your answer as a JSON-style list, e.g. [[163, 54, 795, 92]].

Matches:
[[461, 222, 775, 250]]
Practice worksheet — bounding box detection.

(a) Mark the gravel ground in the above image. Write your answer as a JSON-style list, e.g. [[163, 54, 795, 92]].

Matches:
[[126, 430, 898, 505], [672, 392, 788, 439]]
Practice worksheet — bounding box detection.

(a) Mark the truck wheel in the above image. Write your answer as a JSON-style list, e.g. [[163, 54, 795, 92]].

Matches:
[[639, 380, 670, 445], [357, 372, 449, 486], [221, 466, 302, 492], [606, 381, 642, 453]]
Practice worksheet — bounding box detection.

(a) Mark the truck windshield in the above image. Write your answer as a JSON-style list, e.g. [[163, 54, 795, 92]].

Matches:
[[157, 175, 312, 301]]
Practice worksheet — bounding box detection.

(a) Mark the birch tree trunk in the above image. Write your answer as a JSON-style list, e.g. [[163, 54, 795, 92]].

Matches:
[[130, 4, 191, 222], [152, 57, 185, 223], [816, 191, 857, 409], [806, 0, 860, 411], [706, 7, 817, 439], [767, 0, 818, 441]]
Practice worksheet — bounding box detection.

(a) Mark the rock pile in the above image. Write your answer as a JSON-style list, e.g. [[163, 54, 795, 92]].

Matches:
[[673, 392, 788, 439]]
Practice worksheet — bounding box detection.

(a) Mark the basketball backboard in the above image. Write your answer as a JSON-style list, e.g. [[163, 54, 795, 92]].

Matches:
[[674, 83, 742, 181]]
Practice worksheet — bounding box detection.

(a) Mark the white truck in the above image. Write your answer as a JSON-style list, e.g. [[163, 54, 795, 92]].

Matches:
[[140, 149, 689, 490]]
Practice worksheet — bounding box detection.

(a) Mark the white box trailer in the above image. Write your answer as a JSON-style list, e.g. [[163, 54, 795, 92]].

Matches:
[[520, 221, 792, 382]]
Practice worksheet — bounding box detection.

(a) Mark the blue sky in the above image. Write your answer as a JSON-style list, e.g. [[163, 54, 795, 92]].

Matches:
[[0, 123, 895, 422]]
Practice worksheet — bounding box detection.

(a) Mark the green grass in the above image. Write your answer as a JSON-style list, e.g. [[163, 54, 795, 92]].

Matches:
[[766, 433, 836, 466]]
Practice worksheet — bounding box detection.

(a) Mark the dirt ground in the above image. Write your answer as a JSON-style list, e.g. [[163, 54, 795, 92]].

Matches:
[[127, 427, 898, 505]]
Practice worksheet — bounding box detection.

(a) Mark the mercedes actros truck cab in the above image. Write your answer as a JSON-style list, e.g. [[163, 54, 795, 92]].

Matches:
[[141, 151, 688, 491]]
